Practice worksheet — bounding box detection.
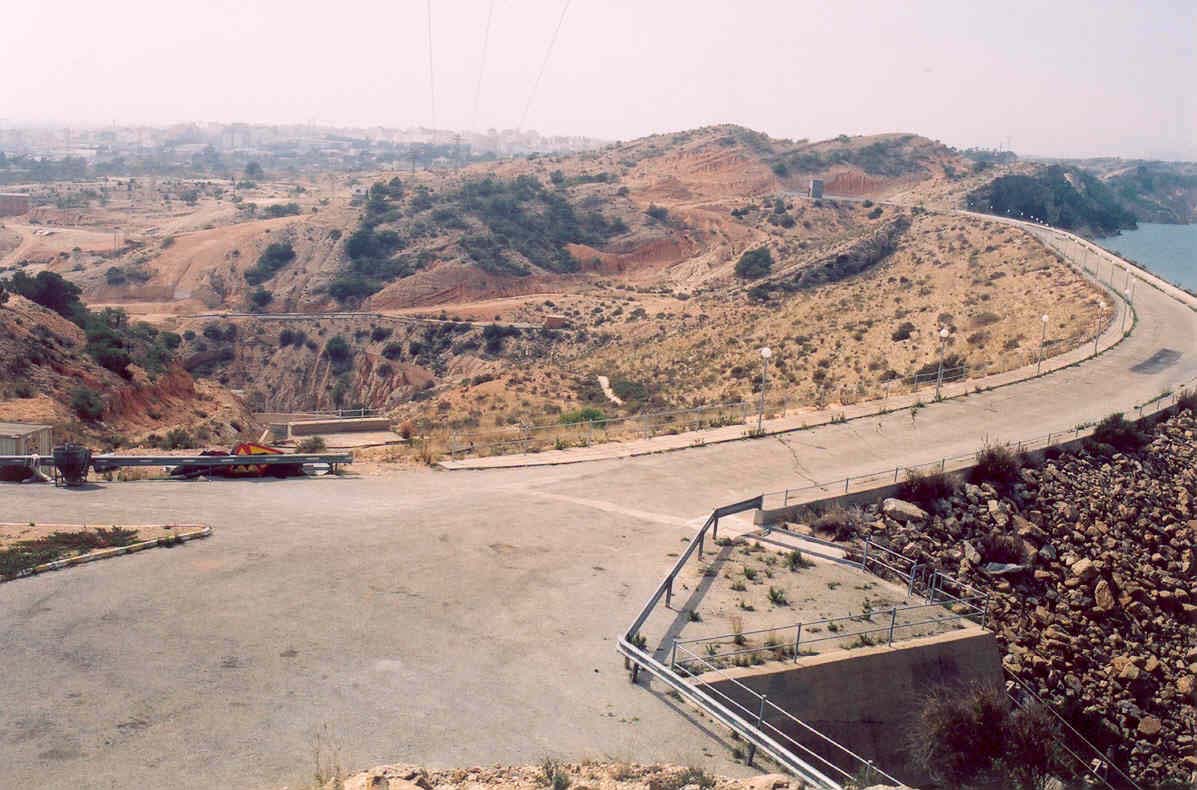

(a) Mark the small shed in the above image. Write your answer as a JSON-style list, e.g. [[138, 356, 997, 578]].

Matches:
[[808, 178, 825, 199], [0, 423, 53, 456]]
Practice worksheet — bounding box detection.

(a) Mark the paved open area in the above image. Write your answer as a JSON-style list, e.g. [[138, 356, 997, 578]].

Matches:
[[3, 222, 1197, 789]]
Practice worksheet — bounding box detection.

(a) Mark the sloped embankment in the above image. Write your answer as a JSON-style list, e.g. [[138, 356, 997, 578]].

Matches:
[[854, 410, 1197, 784], [754, 216, 911, 297], [0, 294, 251, 446]]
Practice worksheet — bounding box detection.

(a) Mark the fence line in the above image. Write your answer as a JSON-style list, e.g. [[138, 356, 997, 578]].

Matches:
[[444, 344, 1107, 460], [765, 380, 1197, 510], [672, 643, 901, 788]]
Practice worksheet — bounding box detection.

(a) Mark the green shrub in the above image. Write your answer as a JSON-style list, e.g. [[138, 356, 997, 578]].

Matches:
[[323, 335, 353, 373], [891, 321, 916, 341], [297, 435, 327, 452], [249, 287, 272, 308], [812, 506, 863, 541], [560, 406, 605, 425], [261, 202, 300, 218], [910, 683, 1070, 788], [1092, 412, 1146, 453], [244, 242, 296, 285], [162, 428, 192, 450], [734, 247, 773, 279], [898, 469, 957, 509], [645, 204, 668, 222], [969, 445, 1022, 492], [70, 387, 104, 421]]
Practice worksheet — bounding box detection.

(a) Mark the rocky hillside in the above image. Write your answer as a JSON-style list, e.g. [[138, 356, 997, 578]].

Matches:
[[965, 165, 1138, 236], [834, 409, 1197, 785], [36, 125, 1105, 424], [1102, 163, 1197, 225], [0, 293, 252, 448], [1052, 159, 1197, 225], [322, 762, 900, 790]]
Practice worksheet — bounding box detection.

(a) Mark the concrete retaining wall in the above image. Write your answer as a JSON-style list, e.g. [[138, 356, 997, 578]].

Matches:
[[700, 628, 1003, 784], [280, 417, 392, 438]]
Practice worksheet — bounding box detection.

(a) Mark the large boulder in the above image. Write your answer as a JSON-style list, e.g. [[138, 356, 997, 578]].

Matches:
[[882, 498, 927, 523], [1070, 557, 1098, 582], [1094, 579, 1117, 612]]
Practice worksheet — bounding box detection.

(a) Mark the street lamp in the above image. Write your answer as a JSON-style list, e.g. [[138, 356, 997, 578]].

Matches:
[[757, 347, 772, 433], [934, 327, 950, 400], [1036, 314, 1049, 375]]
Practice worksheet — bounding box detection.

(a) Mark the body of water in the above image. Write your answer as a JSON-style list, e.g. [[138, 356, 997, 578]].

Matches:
[[1097, 222, 1197, 292]]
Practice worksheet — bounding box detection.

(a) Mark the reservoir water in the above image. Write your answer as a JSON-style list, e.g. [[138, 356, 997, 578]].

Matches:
[[1096, 222, 1197, 292]]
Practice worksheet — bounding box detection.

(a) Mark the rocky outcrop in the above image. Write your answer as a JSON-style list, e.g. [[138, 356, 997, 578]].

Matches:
[[765, 217, 911, 295], [0, 294, 251, 446], [845, 410, 1197, 785]]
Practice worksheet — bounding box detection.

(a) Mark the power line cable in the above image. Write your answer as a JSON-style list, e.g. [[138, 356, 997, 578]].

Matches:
[[426, 0, 436, 144], [517, 0, 571, 130], [472, 0, 496, 130]]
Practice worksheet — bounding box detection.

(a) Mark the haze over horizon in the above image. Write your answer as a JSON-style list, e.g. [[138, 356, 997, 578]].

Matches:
[[2, 0, 1194, 161]]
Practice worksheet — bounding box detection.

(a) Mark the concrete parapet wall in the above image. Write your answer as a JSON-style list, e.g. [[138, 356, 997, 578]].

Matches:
[[700, 628, 1003, 784], [282, 417, 392, 438]]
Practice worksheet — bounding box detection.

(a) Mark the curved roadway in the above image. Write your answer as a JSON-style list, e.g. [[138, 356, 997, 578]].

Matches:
[[1, 218, 1194, 789]]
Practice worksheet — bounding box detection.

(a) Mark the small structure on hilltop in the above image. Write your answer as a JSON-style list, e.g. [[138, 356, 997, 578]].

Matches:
[[0, 422, 53, 455], [542, 314, 568, 330], [808, 178, 825, 199]]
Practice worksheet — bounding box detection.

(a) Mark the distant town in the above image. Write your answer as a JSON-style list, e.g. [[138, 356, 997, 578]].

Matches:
[[0, 122, 607, 182]]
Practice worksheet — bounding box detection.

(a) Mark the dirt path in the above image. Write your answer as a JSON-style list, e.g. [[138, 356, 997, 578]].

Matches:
[[0, 225, 36, 268], [597, 375, 624, 405]]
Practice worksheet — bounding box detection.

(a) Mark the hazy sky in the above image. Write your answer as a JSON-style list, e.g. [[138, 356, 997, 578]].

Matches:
[[3, 1, 1194, 159]]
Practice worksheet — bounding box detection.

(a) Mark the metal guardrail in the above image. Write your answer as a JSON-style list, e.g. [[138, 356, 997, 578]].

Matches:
[[765, 381, 1197, 509], [671, 644, 897, 788], [0, 454, 56, 468], [617, 496, 906, 789], [1, 452, 353, 473], [89, 452, 353, 473], [257, 407, 383, 419]]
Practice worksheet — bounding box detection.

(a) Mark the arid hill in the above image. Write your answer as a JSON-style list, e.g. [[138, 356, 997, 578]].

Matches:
[[0, 293, 252, 448], [3, 127, 1108, 430]]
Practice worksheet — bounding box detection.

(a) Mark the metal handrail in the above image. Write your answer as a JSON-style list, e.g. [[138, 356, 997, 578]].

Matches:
[[617, 495, 912, 788], [674, 644, 904, 787], [1004, 669, 1141, 790], [767, 381, 1197, 508]]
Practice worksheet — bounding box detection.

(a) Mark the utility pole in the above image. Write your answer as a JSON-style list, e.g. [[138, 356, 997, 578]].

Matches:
[[1036, 314, 1049, 375], [934, 327, 950, 400], [757, 347, 772, 433]]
